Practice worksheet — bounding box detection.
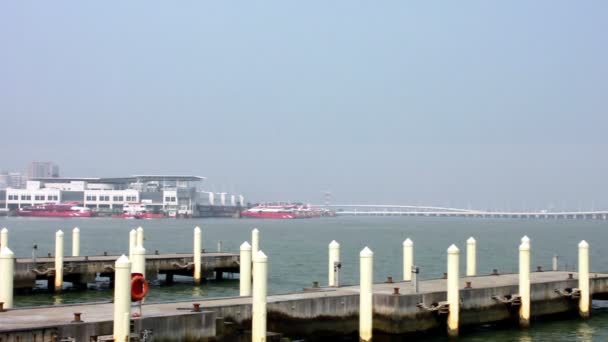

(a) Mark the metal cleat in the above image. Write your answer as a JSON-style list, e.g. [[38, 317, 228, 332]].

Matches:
[[171, 261, 192, 269], [417, 301, 450, 315], [554, 288, 581, 299], [492, 294, 521, 306]]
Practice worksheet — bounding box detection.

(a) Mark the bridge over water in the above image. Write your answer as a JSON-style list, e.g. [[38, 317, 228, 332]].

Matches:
[[325, 204, 608, 220]]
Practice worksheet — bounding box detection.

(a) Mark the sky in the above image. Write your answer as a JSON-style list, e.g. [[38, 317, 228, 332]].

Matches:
[[1, 1, 607, 209]]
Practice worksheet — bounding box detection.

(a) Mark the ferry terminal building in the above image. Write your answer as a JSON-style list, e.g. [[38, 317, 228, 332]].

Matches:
[[0, 175, 245, 217]]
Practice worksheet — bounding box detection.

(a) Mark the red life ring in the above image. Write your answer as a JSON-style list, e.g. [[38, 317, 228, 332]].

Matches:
[[131, 274, 149, 302]]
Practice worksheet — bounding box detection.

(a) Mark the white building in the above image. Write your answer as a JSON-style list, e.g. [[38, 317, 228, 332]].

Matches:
[[2, 175, 245, 216]]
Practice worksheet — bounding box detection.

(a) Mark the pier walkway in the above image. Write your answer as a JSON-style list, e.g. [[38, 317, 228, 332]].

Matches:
[[2, 271, 607, 340], [14, 252, 240, 290]]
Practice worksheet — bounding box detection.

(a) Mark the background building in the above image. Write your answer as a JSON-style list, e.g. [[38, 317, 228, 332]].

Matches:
[[2, 175, 245, 217], [28, 161, 60, 179], [0, 171, 27, 189]]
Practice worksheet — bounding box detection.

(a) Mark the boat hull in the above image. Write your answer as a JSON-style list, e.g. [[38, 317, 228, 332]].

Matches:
[[112, 213, 165, 219], [241, 211, 296, 219], [17, 211, 93, 218]]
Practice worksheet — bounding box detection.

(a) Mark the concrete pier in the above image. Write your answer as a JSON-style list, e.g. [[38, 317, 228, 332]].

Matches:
[[13, 252, 239, 291], [2, 271, 607, 341]]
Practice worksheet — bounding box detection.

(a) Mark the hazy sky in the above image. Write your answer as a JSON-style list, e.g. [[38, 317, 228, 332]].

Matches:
[[1, 1, 607, 209]]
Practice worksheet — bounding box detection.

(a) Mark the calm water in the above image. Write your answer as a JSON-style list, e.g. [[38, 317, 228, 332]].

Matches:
[[2, 216, 607, 340]]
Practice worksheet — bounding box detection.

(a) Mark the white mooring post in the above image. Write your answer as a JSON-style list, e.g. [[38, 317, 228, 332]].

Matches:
[[252, 250, 268, 342], [129, 229, 137, 261], [447, 244, 460, 337], [113, 255, 131, 342], [136, 226, 144, 247], [403, 238, 413, 281], [0, 227, 7, 248], [0, 246, 15, 309], [54, 230, 64, 292], [519, 236, 531, 328], [329, 240, 340, 287], [252, 228, 260, 256], [72, 227, 80, 257], [466, 237, 476, 277], [239, 241, 251, 296], [240, 242, 252, 296], [359, 247, 373, 342], [578, 240, 590, 318], [194, 227, 202, 285], [552, 254, 559, 271], [132, 245, 146, 276]]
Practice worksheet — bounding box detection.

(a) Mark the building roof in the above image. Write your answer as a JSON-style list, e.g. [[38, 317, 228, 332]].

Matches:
[[31, 175, 206, 184]]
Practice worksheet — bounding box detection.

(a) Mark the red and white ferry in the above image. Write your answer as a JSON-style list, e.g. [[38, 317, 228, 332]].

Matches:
[[241, 205, 297, 219], [17, 202, 93, 218], [112, 203, 164, 219], [241, 203, 335, 219]]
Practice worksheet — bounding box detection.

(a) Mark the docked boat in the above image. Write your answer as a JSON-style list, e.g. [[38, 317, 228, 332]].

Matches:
[[241, 206, 298, 219], [17, 202, 93, 218], [241, 203, 335, 219], [112, 203, 164, 219]]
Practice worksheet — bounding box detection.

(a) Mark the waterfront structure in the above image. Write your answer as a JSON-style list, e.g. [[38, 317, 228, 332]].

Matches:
[[0, 225, 604, 341], [0, 172, 27, 190], [1, 175, 245, 217], [330, 204, 608, 220], [28, 161, 60, 179], [12, 251, 239, 291], [3, 270, 603, 340]]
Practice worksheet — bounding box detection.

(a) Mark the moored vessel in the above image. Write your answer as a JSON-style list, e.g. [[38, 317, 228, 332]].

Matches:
[[241, 203, 335, 219], [112, 202, 164, 219], [17, 202, 93, 218], [241, 206, 297, 219]]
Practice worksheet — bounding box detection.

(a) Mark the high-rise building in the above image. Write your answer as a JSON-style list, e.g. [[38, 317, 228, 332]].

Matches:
[[0, 171, 28, 189], [7, 172, 27, 188], [0, 171, 8, 189], [28, 161, 60, 179]]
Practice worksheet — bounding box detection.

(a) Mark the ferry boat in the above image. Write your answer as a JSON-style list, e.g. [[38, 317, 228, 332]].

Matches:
[[241, 206, 298, 219], [17, 202, 93, 218], [241, 203, 335, 219], [112, 203, 164, 219]]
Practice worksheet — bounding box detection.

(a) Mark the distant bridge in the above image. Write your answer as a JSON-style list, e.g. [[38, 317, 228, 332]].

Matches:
[[322, 204, 608, 220]]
